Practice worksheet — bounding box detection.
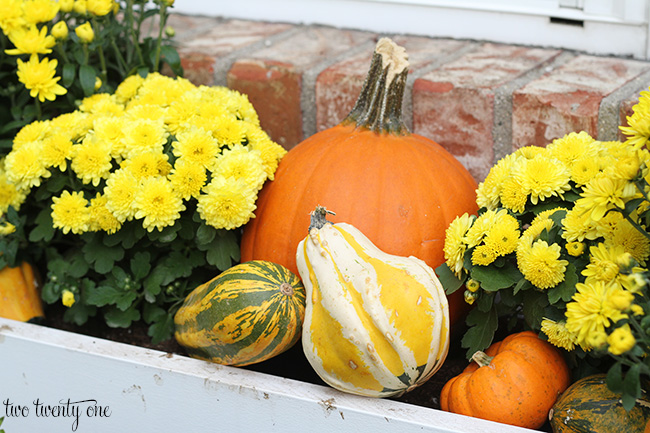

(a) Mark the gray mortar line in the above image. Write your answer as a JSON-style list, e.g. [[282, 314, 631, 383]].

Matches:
[[598, 66, 650, 141], [169, 15, 227, 43], [492, 50, 576, 164], [301, 38, 379, 140], [210, 26, 307, 87]]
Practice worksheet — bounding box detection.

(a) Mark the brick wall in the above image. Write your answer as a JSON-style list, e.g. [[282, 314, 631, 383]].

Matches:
[[167, 13, 650, 182]]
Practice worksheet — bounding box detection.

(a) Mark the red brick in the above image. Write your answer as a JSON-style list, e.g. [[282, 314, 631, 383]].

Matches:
[[512, 55, 650, 149], [227, 26, 375, 150], [619, 89, 647, 141], [315, 37, 470, 132], [412, 43, 561, 181], [175, 19, 293, 86]]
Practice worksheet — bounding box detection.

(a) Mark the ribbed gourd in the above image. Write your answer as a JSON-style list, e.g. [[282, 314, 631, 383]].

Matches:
[[296, 206, 449, 398], [549, 374, 650, 433], [0, 262, 44, 322], [174, 260, 306, 367]]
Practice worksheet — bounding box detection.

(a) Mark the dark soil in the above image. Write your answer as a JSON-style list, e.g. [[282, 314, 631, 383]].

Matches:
[[42, 303, 550, 431]]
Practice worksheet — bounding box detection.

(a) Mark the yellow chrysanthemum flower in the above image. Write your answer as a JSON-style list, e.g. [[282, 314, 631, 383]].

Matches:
[[475, 153, 518, 210], [443, 213, 474, 277], [499, 175, 528, 213], [541, 318, 578, 351], [578, 174, 637, 222], [197, 175, 257, 230], [483, 213, 520, 256], [59, 0, 74, 12], [514, 145, 545, 159], [41, 132, 74, 171], [12, 120, 50, 148], [93, 116, 127, 158], [546, 131, 597, 167], [122, 151, 168, 179], [603, 218, 650, 266], [51, 190, 90, 234], [51, 21, 68, 40], [0, 171, 27, 213], [88, 193, 121, 234], [49, 111, 93, 142], [565, 281, 631, 349], [134, 177, 185, 232], [561, 203, 599, 242], [172, 127, 220, 170], [516, 154, 571, 205], [245, 125, 286, 180], [465, 209, 504, 247], [5, 25, 56, 55], [607, 324, 636, 356], [114, 73, 145, 103], [570, 156, 602, 186], [79, 93, 123, 116], [621, 94, 650, 148], [212, 116, 247, 147], [4, 140, 51, 189], [517, 240, 568, 289], [70, 135, 113, 186], [0, 0, 26, 34], [471, 243, 498, 266], [22, 0, 59, 24], [0, 221, 16, 235], [125, 104, 166, 122], [168, 159, 206, 200], [16, 54, 67, 102], [103, 168, 139, 222], [213, 144, 266, 191], [122, 118, 169, 158]]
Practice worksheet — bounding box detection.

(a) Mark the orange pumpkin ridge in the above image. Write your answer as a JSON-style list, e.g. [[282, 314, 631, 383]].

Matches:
[[240, 38, 478, 328], [440, 331, 570, 430]]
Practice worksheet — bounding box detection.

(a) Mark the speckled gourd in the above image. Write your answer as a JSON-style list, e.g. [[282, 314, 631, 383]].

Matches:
[[296, 206, 450, 398]]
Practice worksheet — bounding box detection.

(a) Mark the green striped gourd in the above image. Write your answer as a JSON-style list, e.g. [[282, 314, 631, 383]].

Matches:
[[296, 206, 450, 397], [174, 260, 306, 366], [549, 374, 650, 433]]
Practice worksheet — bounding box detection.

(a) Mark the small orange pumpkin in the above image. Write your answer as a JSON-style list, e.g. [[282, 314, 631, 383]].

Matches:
[[0, 262, 44, 322], [440, 331, 570, 429]]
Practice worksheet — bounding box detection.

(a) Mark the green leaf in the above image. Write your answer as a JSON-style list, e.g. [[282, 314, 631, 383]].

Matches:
[[143, 266, 166, 301], [83, 241, 125, 274], [522, 290, 549, 330], [28, 208, 55, 243], [104, 304, 141, 328], [79, 65, 97, 97], [131, 251, 151, 280], [62, 63, 76, 87], [477, 291, 494, 312], [436, 262, 465, 295], [196, 223, 217, 246], [461, 306, 498, 359], [623, 363, 642, 401], [147, 312, 175, 344], [86, 285, 122, 307], [470, 263, 522, 292], [606, 361, 624, 393]]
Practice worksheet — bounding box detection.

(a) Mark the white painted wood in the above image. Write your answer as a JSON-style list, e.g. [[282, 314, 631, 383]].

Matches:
[[170, 0, 650, 59], [0, 317, 538, 433]]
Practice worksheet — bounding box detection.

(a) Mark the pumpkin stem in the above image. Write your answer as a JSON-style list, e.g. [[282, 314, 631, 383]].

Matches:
[[342, 37, 409, 135], [471, 351, 494, 368], [308, 206, 336, 231]]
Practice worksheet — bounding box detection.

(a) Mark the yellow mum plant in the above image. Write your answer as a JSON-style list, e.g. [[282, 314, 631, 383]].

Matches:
[[437, 88, 650, 410], [0, 0, 181, 150], [0, 72, 287, 342]]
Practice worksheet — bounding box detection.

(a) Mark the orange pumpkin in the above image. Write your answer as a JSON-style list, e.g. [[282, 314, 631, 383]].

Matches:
[[440, 331, 570, 429], [0, 262, 44, 322], [240, 38, 478, 327]]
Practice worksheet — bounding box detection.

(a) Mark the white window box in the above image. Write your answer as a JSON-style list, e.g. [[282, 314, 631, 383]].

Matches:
[[0, 317, 537, 433]]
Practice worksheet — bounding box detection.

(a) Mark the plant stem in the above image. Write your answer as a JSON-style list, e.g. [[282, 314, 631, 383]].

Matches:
[[92, 17, 108, 82], [125, 0, 144, 66], [152, 3, 167, 72]]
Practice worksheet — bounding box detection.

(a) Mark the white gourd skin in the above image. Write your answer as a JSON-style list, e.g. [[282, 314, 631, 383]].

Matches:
[[296, 208, 450, 398]]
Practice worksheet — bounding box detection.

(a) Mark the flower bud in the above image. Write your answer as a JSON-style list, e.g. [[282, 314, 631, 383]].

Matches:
[[62, 289, 76, 307], [75, 22, 94, 43], [87, 0, 113, 16], [466, 278, 480, 292], [164, 26, 175, 37], [464, 289, 478, 305], [73, 0, 87, 15], [59, 0, 75, 12], [94, 77, 102, 91], [51, 21, 69, 40]]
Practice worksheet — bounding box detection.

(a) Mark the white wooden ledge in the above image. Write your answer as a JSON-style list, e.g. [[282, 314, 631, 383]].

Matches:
[[0, 317, 537, 433]]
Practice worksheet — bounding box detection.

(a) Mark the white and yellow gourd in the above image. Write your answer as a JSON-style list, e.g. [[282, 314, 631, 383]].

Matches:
[[296, 206, 450, 398]]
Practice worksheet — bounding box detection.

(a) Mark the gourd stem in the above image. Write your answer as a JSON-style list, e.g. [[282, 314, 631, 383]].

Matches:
[[471, 351, 494, 368], [342, 38, 409, 135], [308, 206, 335, 231]]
